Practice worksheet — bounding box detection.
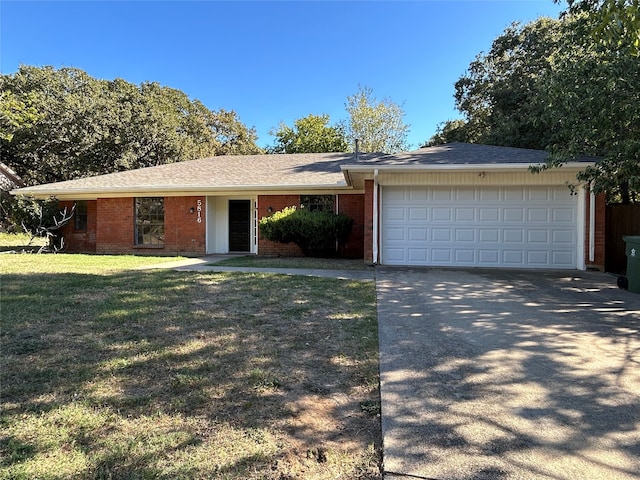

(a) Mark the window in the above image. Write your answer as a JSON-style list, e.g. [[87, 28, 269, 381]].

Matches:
[[75, 201, 87, 230], [135, 197, 164, 245], [300, 195, 335, 213]]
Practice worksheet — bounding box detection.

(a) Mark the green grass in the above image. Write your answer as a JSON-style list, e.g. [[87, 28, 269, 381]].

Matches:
[[213, 255, 375, 271], [0, 232, 47, 252], [0, 254, 381, 479]]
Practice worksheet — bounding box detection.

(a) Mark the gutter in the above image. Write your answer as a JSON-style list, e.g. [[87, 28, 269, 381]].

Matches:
[[11, 183, 359, 200], [341, 162, 594, 173]]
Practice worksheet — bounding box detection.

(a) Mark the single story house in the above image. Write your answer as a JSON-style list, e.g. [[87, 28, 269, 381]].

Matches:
[[12, 142, 605, 270]]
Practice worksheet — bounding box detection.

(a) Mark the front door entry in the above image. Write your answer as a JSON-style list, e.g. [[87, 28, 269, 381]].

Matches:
[[228, 200, 251, 252]]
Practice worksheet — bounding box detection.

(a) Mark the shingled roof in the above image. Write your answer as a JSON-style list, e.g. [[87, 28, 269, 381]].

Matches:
[[349, 142, 596, 166], [11, 143, 595, 200], [12, 152, 378, 199]]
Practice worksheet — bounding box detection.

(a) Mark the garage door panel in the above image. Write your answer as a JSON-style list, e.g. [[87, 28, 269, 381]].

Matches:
[[456, 188, 476, 201], [386, 227, 406, 241], [385, 207, 406, 221], [431, 229, 451, 242], [408, 228, 427, 241], [456, 208, 475, 221], [382, 186, 578, 268], [504, 188, 526, 201], [455, 229, 475, 242], [433, 190, 452, 201], [480, 208, 500, 221], [408, 188, 429, 201], [480, 189, 500, 201], [432, 208, 452, 221], [479, 250, 500, 263], [553, 230, 574, 244], [553, 208, 574, 222], [528, 209, 549, 222], [504, 230, 524, 243], [504, 208, 525, 222], [479, 229, 499, 242], [408, 248, 428, 262], [528, 230, 549, 243], [503, 250, 525, 265], [455, 250, 475, 263], [432, 249, 453, 262]]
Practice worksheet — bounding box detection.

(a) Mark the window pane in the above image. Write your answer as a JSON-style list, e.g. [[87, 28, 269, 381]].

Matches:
[[75, 200, 88, 230], [300, 195, 335, 213], [135, 197, 164, 245]]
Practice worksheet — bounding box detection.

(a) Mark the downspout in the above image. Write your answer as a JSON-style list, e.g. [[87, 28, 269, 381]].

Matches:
[[373, 169, 379, 264], [589, 183, 595, 263]]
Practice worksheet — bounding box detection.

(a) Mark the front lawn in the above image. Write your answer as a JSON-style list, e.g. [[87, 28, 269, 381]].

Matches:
[[0, 254, 381, 479]]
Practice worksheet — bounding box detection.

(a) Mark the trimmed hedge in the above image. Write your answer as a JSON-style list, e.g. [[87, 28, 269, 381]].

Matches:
[[259, 206, 354, 257]]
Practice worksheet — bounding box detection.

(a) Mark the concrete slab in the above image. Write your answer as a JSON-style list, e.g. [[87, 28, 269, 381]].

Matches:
[[377, 268, 640, 480]]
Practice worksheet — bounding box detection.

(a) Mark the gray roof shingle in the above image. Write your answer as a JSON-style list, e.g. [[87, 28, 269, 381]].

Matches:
[[12, 143, 595, 198]]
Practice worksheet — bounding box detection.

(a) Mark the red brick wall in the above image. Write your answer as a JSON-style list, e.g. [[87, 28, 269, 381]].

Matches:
[[337, 193, 364, 259], [95, 196, 206, 256], [59, 200, 97, 253], [257, 193, 365, 258], [585, 191, 606, 270], [364, 180, 375, 263]]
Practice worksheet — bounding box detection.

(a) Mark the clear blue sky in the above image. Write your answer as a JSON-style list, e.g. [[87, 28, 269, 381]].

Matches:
[[1, 1, 565, 150]]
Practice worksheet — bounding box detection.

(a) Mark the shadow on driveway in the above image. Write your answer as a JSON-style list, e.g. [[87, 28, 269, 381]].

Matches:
[[377, 268, 640, 480]]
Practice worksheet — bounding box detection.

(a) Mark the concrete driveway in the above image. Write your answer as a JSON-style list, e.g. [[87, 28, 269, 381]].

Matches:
[[377, 268, 640, 480]]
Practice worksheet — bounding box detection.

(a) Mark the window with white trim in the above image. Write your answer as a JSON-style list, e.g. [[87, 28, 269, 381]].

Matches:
[[135, 197, 164, 245]]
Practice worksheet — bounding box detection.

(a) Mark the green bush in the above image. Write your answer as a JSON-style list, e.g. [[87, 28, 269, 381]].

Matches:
[[259, 206, 354, 257]]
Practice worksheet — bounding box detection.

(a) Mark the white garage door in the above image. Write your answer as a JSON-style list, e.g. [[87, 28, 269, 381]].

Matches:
[[381, 186, 578, 268]]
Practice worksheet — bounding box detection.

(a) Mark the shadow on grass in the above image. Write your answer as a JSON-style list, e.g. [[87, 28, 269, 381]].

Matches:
[[1, 269, 381, 479]]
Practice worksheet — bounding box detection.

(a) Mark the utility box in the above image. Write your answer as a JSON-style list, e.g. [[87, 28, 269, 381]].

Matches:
[[623, 236, 640, 294]]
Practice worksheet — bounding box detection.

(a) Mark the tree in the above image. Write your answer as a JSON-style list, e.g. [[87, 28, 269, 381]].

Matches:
[[428, 17, 565, 150], [0, 66, 262, 186], [427, 15, 639, 203], [560, 0, 640, 55], [268, 114, 347, 153], [345, 85, 410, 153], [423, 119, 471, 147]]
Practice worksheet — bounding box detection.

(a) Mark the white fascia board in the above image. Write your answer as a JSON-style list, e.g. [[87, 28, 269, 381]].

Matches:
[[11, 183, 356, 200], [341, 162, 593, 173]]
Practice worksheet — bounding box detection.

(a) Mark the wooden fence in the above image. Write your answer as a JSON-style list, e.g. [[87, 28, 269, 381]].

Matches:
[[605, 204, 640, 273]]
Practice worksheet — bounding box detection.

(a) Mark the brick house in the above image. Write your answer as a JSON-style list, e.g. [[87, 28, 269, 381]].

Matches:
[[12, 143, 605, 270]]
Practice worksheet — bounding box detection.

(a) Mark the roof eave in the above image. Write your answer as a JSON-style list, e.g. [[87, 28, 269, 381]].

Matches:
[[11, 182, 354, 200], [342, 162, 593, 173]]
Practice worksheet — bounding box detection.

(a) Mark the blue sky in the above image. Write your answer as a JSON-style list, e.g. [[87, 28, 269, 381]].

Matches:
[[1, 1, 565, 150]]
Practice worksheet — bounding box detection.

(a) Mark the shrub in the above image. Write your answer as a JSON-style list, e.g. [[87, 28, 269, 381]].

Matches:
[[259, 206, 354, 257]]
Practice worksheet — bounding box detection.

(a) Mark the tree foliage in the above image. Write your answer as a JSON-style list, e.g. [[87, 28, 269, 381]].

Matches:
[[268, 114, 347, 154], [259, 206, 353, 257], [0, 66, 262, 186], [427, 14, 639, 203], [561, 0, 640, 55], [345, 85, 410, 154]]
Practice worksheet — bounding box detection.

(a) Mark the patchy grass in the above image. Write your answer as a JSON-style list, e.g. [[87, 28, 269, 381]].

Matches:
[[0, 253, 183, 275], [0, 255, 381, 479], [0, 232, 47, 252], [214, 255, 375, 271]]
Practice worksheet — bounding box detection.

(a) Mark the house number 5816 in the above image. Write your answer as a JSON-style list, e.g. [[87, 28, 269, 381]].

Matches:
[[197, 199, 202, 224]]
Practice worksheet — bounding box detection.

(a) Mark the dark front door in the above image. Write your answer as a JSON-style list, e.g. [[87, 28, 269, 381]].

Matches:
[[229, 200, 251, 252]]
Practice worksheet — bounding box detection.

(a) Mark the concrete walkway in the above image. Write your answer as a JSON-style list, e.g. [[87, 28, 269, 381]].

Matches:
[[137, 255, 375, 281], [377, 267, 640, 480]]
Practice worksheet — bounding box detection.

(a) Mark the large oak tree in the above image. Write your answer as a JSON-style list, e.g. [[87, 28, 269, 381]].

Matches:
[[427, 14, 639, 203], [1, 66, 262, 186]]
